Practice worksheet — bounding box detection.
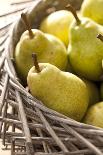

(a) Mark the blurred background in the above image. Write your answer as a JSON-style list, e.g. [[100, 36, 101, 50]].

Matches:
[[0, 0, 31, 14], [0, 0, 33, 13], [0, 0, 33, 30]]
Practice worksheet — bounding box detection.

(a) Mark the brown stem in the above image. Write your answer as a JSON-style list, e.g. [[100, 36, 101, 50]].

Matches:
[[66, 4, 81, 25], [97, 34, 103, 42], [21, 13, 34, 39], [32, 53, 41, 73]]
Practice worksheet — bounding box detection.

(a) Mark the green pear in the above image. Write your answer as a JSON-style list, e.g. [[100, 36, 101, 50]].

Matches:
[[81, 0, 103, 25], [67, 5, 103, 81], [15, 13, 68, 84], [83, 102, 103, 128], [39, 10, 74, 47], [27, 54, 89, 121], [83, 79, 100, 106]]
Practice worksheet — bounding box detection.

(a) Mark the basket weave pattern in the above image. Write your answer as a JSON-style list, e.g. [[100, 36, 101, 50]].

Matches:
[[0, 0, 103, 155]]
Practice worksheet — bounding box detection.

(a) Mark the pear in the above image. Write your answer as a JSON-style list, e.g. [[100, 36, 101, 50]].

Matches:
[[27, 53, 89, 121], [83, 102, 103, 128], [15, 13, 68, 84], [81, 0, 103, 25], [39, 10, 74, 47], [67, 5, 103, 81], [83, 79, 100, 106]]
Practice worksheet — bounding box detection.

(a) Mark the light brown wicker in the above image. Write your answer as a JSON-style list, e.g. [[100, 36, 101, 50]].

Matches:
[[0, 0, 103, 155]]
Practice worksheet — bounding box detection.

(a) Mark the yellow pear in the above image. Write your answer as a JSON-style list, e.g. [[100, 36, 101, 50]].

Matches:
[[83, 102, 103, 128], [15, 13, 68, 84], [81, 0, 103, 25], [40, 10, 74, 46], [27, 54, 89, 121]]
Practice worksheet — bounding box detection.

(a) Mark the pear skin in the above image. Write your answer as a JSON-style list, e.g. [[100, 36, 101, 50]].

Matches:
[[83, 79, 100, 106], [27, 63, 89, 121], [81, 0, 103, 25], [83, 102, 103, 128], [15, 29, 68, 83], [67, 5, 103, 81], [40, 10, 74, 47]]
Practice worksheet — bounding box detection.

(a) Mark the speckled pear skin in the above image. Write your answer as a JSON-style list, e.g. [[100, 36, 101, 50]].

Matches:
[[83, 79, 100, 106], [15, 29, 68, 83], [83, 102, 103, 128], [81, 0, 103, 25], [40, 10, 74, 47], [68, 17, 103, 81], [27, 63, 89, 121]]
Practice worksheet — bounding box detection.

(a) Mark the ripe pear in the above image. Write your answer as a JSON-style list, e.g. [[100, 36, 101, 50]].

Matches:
[[39, 10, 74, 47], [15, 13, 68, 83], [67, 5, 103, 81], [83, 102, 103, 128], [81, 0, 103, 25], [27, 54, 89, 121], [83, 79, 100, 106]]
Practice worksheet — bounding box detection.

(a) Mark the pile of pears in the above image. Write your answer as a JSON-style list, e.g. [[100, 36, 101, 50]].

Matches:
[[14, 0, 103, 128]]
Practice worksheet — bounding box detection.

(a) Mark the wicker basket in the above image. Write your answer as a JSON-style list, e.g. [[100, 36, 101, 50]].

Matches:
[[1, 0, 103, 155]]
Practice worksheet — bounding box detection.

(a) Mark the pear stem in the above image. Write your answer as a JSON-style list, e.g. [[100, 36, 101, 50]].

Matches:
[[66, 4, 81, 25], [32, 53, 41, 73], [21, 13, 34, 39], [97, 34, 103, 42]]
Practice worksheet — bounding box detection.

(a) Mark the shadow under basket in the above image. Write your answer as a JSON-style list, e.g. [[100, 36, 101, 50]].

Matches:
[[2, 0, 103, 155]]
